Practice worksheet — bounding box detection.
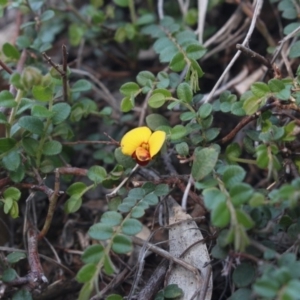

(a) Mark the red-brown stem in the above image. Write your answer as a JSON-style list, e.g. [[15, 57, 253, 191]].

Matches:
[[38, 170, 60, 240]]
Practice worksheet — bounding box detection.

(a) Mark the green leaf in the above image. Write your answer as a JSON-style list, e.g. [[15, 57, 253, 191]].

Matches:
[[164, 284, 184, 298], [40, 10, 55, 22], [120, 96, 134, 112], [243, 97, 260, 115], [4, 197, 13, 214], [251, 82, 270, 97], [268, 78, 285, 92], [175, 142, 189, 156], [143, 193, 158, 205], [6, 252, 26, 264], [18, 116, 44, 135], [101, 211, 123, 226], [65, 195, 82, 213], [229, 289, 252, 300], [170, 125, 187, 140], [211, 201, 230, 228], [136, 71, 155, 86], [69, 23, 86, 47], [72, 79, 92, 93], [236, 209, 255, 229], [12, 290, 33, 300], [113, 0, 128, 7], [289, 40, 300, 58], [154, 184, 169, 196], [9, 164, 25, 183], [120, 82, 140, 96], [256, 144, 268, 168], [121, 219, 143, 236], [42, 140, 62, 156], [32, 86, 52, 102], [0, 138, 16, 153], [31, 105, 52, 118], [148, 93, 166, 108], [169, 52, 186, 72], [223, 165, 246, 190], [204, 127, 220, 141], [52, 103, 71, 124], [4, 187, 21, 201], [76, 263, 97, 283], [78, 282, 93, 300], [230, 183, 253, 206], [87, 166, 107, 184], [88, 223, 114, 240], [146, 114, 169, 130], [112, 234, 132, 254], [192, 148, 219, 181], [225, 143, 241, 163], [3, 151, 21, 171], [9, 201, 19, 218], [67, 182, 87, 195], [131, 207, 145, 218], [203, 188, 227, 210], [22, 137, 39, 156], [103, 254, 115, 275], [82, 244, 104, 264], [0, 112, 7, 124], [198, 103, 212, 119], [2, 43, 20, 60], [177, 82, 192, 103], [186, 43, 206, 60], [0, 90, 16, 107], [2, 268, 17, 282], [105, 294, 123, 300], [253, 278, 279, 298]]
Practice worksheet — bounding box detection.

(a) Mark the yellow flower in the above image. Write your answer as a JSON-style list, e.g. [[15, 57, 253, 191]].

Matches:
[[121, 126, 166, 166]]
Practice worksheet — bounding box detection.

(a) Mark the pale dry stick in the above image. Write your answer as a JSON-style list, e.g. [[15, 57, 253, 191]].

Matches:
[[132, 236, 200, 275], [201, 67, 248, 105], [203, 7, 243, 48], [106, 164, 139, 199], [70, 68, 119, 112], [157, 0, 164, 20], [76, 38, 85, 69], [197, 0, 208, 45], [204, 0, 264, 104], [193, 264, 212, 300], [43, 236, 63, 277], [23, 192, 37, 253], [270, 25, 300, 65], [138, 90, 153, 127], [281, 42, 294, 78], [177, 0, 190, 16], [181, 175, 193, 211], [202, 29, 247, 61]]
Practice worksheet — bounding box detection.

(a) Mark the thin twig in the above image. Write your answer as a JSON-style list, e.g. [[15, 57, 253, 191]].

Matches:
[[204, 0, 264, 103], [236, 44, 272, 68], [43, 52, 64, 76], [197, 0, 208, 44], [132, 236, 199, 275], [62, 140, 119, 146], [38, 169, 61, 240], [106, 164, 139, 199], [0, 59, 13, 74], [62, 45, 68, 102], [70, 68, 120, 112]]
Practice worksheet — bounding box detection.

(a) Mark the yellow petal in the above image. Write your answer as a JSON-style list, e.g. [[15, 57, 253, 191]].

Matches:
[[121, 127, 152, 156], [149, 130, 166, 158]]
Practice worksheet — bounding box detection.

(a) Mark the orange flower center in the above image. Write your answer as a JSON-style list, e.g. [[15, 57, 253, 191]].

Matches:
[[134, 142, 151, 161]]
